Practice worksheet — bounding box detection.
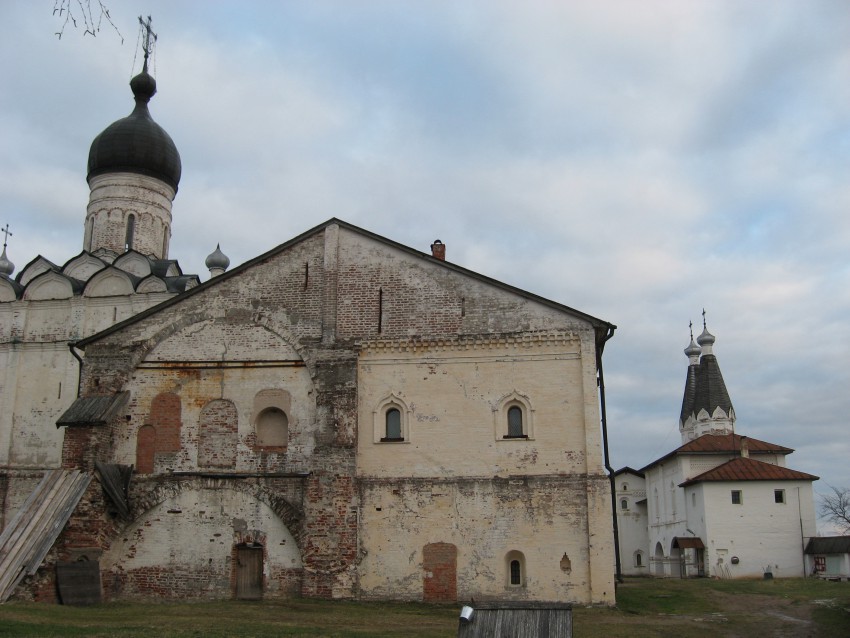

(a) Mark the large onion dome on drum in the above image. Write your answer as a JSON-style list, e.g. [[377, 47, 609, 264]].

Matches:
[[87, 69, 182, 192]]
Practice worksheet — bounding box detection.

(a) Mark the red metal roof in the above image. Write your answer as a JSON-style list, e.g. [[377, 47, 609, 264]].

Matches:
[[641, 433, 793, 472], [677, 433, 792, 454], [680, 457, 819, 486]]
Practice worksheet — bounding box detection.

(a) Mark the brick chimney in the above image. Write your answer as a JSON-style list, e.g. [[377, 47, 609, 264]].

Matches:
[[430, 239, 445, 261], [740, 436, 749, 459]]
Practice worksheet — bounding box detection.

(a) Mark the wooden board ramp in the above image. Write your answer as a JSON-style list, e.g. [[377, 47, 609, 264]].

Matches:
[[0, 469, 92, 603]]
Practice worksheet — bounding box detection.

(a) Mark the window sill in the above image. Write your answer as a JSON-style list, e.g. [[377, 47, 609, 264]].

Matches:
[[380, 437, 406, 443], [502, 434, 529, 440]]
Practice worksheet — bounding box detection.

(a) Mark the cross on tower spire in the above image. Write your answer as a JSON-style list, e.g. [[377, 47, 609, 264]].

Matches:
[[1, 224, 11, 251], [138, 15, 157, 73]]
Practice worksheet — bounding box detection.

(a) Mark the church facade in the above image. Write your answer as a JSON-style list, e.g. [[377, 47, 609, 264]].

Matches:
[[0, 62, 617, 605], [615, 325, 818, 579]]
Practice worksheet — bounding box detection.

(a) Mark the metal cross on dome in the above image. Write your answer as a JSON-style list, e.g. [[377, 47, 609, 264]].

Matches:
[[138, 15, 157, 72], [1, 224, 11, 250]]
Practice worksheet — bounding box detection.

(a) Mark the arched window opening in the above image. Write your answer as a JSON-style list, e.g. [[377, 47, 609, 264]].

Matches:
[[507, 405, 525, 438], [510, 560, 521, 585], [620, 498, 628, 510], [85, 217, 94, 251], [635, 551, 643, 567], [505, 550, 525, 587], [256, 407, 288, 447], [125, 214, 135, 251], [622, 482, 629, 491], [384, 407, 402, 441], [495, 392, 534, 441], [374, 395, 410, 443]]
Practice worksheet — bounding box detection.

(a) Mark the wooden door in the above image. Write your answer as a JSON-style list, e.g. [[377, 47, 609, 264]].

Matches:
[[236, 545, 263, 600]]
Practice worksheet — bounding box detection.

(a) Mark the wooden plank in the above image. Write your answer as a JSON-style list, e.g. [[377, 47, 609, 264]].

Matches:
[[0, 471, 92, 602]]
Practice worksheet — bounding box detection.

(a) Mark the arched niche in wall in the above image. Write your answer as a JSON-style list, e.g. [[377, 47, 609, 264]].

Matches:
[[252, 389, 291, 450]]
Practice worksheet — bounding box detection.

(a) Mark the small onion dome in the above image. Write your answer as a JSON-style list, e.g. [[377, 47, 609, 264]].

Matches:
[[0, 246, 13, 277], [87, 70, 182, 192], [697, 327, 715, 347], [684, 338, 701, 359], [205, 244, 230, 270]]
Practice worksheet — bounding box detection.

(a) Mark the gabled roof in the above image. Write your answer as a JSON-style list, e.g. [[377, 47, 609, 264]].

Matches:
[[614, 467, 645, 478], [679, 456, 818, 486], [804, 536, 850, 555], [74, 218, 616, 349], [641, 433, 793, 472]]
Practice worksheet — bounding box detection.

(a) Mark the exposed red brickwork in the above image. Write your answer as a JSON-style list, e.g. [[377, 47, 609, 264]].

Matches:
[[136, 425, 155, 474], [423, 542, 457, 602], [336, 263, 463, 339], [301, 471, 358, 598], [150, 392, 181, 452], [198, 399, 237, 468]]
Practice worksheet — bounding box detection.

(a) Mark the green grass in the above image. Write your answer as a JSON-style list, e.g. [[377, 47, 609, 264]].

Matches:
[[0, 599, 458, 638], [0, 578, 847, 637]]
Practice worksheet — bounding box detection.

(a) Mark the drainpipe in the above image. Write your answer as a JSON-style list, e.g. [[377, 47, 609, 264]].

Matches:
[[798, 487, 806, 577], [68, 341, 84, 398], [596, 325, 623, 584]]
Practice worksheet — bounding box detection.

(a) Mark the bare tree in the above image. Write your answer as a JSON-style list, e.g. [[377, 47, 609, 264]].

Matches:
[[53, 0, 122, 42], [819, 485, 850, 534]]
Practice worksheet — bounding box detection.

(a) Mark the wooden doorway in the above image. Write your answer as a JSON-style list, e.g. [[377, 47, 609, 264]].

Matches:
[[235, 545, 263, 600]]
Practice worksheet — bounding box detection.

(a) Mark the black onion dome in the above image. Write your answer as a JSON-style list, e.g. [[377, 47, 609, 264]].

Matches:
[[87, 70, 182, 191]]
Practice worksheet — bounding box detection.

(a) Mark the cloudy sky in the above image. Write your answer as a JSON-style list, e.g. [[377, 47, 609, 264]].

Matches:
[[2, 2, 848, 528]]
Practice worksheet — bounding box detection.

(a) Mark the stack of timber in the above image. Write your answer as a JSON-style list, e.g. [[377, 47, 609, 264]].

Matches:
[[0, 469, 91, 602]]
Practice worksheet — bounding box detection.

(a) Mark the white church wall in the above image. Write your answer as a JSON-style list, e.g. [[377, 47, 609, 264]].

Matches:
[[702, 481, 814, 578], [614, 472, 649, 575]]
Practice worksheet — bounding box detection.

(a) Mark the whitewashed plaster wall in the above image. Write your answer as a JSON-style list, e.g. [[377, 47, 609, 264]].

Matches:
[[701, 480, 815, 578]]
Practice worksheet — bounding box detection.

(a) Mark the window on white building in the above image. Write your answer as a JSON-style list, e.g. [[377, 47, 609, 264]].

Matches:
[[384, 408, 403, 441], [506, 405, 525, 438], [731, 490, 742, 505], [505, 550, 525, 586], [774, 489, 785, 504]]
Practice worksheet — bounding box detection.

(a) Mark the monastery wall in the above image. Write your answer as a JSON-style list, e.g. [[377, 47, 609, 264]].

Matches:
[[0, 292, 173, 527], [359, 475, 613, 605], [357, 335, 593, 478], [47, 223, 614, 603]]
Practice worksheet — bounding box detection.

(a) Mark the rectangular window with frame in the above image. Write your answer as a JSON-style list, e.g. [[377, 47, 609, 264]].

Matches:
[[774, 489, 785, 504], [731, 490, 742, 505]]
